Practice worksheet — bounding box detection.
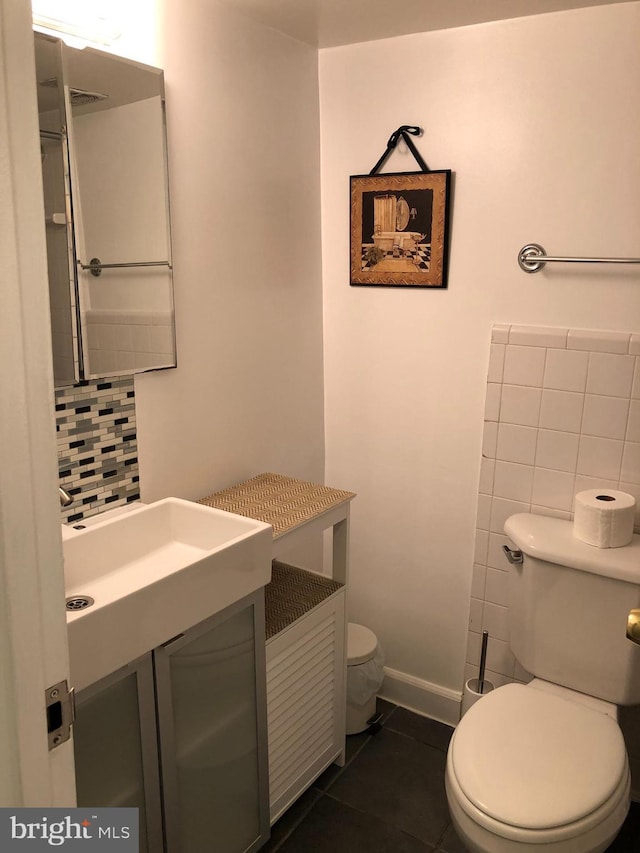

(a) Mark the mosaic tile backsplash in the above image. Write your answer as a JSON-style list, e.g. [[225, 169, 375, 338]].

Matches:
[[56, 377, 140, 523]]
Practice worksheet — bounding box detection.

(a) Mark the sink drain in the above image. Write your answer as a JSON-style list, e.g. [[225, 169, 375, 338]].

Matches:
[[65, 595, 94, 611]]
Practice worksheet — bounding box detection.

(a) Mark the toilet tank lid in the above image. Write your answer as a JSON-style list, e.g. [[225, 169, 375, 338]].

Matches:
[[451, 683, 627, 830], [505, 513, 640, 584]]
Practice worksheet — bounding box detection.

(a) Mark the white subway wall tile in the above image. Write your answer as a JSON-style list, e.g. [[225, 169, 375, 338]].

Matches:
[[113, 324, 134, 351], [487, 532, 511, 570], [149, 324, 174, 353], [496, 423, 538, 465], [573, 475, 618, 501], [492, 324, 510, 344], [131, 325, 151, 354], [539, 389, 584, 433], [531, 467, 576, 511], [627, 401, 640, 443], [466, 630, 482, 665], [116, 350, 137, 372], [485, 568, 509, 606], [618, 483, 640, 529], [469, 598, 484, 631], [577, 435, 624, 480], [490, 496, 530, 534], [485, 637, 516, 678], [478, 457, 495, 495], [503, 345, 546, 387], [500, 385, 542, 427], [621, 443, 640, 485], [483, 602, 509, 642], [482, 421, 498, 458], [485, 383, 502, 421], [474, 325, 639, 693], [471, 563, 487, 599], [493, 460, 534, 502], [586, 352, 635, 397], [487, 344, 505, 383], [476, 494, 491, 530], [535, 429, 580, 472], [582, 395, 630, 440], [568, 329, 630, 354], [632, 359, 640, 400], [543, 348, 589, 392], [474, 529, 489, 564], [508, 326, 568, 348]]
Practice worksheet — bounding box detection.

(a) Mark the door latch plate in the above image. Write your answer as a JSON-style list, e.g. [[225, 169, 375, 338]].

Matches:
[[46, 680, 75, 750]]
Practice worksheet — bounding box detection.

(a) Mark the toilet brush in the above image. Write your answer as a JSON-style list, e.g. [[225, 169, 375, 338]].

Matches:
[[478, 630, 489, 693], [461, 630, 494, 717]]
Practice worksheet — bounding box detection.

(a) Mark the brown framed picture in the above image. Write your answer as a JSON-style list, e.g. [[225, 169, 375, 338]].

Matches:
[[350, 170, 451, 288]]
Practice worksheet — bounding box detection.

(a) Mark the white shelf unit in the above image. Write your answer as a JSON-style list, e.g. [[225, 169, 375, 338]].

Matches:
[[266, 585, 345, 822], [197, 473, 355, 826]]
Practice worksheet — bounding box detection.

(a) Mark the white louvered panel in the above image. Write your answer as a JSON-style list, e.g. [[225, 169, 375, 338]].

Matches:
[[266, 590, 346, 823], [266, 619, 334, 687], [267, 617, 335, 762], [270, 722, 334, 803], [269, 693, 335, 775], [267, 643, 335, 708], [269, 669, 335, 737], [268, 654, 334, 722]]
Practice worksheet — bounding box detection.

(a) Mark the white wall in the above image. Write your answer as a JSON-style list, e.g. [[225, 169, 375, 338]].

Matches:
[[320, 3, 640, 716], [131, 0, 326, 502]]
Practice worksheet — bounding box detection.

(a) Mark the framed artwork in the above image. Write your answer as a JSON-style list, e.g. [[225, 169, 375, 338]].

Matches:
[[350, 170, 451, 288]]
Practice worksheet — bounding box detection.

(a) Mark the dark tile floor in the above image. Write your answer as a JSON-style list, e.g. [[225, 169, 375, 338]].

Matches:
[[262, 700, 640, 853]]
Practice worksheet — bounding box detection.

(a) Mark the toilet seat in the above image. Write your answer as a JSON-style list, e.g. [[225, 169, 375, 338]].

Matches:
[[447, 684, 629, 845], [451, 683, 627, 830]]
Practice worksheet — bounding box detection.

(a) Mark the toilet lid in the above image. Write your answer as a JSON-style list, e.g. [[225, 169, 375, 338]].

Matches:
[[348, 623, 377, 665], [451, 683, 627, 830]]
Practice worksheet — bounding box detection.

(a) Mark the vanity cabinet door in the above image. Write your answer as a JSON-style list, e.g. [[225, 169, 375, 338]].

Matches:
[[73, 654, 163, 853], [155, 591, 270, 853]]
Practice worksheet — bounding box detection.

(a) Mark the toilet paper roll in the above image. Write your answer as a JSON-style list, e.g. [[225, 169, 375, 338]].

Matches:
[[573, 490, 636, 548]]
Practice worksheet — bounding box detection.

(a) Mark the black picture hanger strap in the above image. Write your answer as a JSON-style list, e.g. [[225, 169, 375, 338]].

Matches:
[[369, 125, 430, 175]]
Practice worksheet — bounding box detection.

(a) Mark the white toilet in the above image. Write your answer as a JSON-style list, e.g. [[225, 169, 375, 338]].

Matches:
[[446, 512, 640, 853]]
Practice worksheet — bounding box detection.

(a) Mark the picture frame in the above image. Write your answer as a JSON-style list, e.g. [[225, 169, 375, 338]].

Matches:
[[350, 170, 451, 288]]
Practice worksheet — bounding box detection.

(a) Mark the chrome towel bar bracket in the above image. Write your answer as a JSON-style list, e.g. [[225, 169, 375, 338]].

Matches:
[[518, 243, 640, 274]]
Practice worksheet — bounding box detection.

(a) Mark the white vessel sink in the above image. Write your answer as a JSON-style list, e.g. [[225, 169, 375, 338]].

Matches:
[[63, 498, 272, 690]]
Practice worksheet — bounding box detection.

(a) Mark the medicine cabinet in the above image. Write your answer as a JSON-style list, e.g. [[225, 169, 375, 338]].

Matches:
[[34, 32, 177, 386]]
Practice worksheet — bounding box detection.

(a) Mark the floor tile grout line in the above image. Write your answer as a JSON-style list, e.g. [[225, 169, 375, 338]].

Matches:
[[380, 722, 452, 754], [266, 729, 382, 851], [321, 790, 437, 851], [265, 789, 323, 853]]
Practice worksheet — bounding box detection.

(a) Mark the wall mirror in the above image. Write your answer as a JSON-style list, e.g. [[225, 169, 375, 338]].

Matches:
[[34, 32, 177, 386]]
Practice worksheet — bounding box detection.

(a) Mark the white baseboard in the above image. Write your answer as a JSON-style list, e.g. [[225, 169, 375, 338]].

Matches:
[[378, 666, 462, 728]]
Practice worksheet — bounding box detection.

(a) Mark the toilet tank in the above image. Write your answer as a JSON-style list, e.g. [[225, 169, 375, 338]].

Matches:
[[504, 513, 640, 706]]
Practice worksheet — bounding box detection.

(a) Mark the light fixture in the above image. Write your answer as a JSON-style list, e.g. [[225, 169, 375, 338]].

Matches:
[[32, 0, 121, 48]]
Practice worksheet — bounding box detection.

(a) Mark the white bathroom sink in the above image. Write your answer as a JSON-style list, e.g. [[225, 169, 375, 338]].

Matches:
[[63, 498, 272, 690]]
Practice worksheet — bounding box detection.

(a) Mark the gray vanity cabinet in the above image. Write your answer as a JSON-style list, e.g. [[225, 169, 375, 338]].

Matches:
[[73, 655, 163, 853], [73, 590, 270, 853], [155, 591, 270, 853]]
